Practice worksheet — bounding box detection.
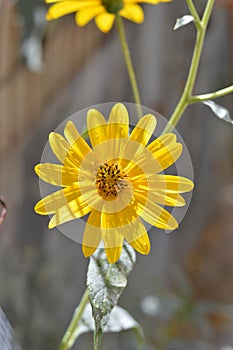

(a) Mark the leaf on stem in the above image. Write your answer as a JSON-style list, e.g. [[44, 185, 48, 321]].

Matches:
[[73, 303, 144, 344], [203, 100, 233, 125], [174, 15, 194, 30], [87, 244, 136, 349]]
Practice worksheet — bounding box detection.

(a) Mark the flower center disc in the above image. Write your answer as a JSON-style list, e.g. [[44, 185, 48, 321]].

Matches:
[[102, 0, 123, 13], [96, 161, 129, 201]]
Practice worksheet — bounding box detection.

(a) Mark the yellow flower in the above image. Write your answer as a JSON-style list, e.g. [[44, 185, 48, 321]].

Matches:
[[34, 103, 193, 264], [45, 0, 171, 33]]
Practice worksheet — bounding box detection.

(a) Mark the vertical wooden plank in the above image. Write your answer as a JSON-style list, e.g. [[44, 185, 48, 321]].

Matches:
[[0, 2, 20, 81]]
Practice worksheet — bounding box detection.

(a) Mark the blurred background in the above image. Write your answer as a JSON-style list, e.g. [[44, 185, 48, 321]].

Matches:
[[0, 0, 233, 349]]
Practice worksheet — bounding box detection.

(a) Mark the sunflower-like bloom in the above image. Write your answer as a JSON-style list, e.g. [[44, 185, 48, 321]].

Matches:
[[45, 0, 171, 33], [35, 103, 193, 263]]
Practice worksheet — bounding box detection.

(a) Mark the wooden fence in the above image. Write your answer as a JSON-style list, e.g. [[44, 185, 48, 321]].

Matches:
[[0, 0, 104, 159]]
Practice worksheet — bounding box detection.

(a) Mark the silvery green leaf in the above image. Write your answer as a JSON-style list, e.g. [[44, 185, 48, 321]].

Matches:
[[203, 100, 233, 124], [72, 303, 143, 344], [87, 245, 136, 347], [0, 308, 21, 350], [174, 15, 194, 30]]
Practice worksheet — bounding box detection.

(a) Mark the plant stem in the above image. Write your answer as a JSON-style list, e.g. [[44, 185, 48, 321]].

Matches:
[[185, 0, 202, 29], [58, 288, 89, 350], [188, 85, 233, 103], [94, 329, 103, 350], [116, 14, 142, 116], [162, 0, 215, 134]]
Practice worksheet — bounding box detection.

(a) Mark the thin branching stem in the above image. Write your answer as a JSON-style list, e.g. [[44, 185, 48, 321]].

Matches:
[[162, 0, 216, 133], [58, 289, 89, 350], [116, 14, 142, 116]]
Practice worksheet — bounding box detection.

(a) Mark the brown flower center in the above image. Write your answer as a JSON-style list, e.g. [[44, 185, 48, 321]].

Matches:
[[96, 161, 129, 201]]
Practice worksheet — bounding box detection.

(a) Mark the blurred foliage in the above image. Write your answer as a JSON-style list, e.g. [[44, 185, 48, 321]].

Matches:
[[140, 270, 233, 350]]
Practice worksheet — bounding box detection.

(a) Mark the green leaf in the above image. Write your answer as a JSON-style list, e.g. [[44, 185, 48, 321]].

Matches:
[[174, 15, 194, 30], [203, 100, 233, 124], [87, 244, 136, 349], [73, 303, 144, 344]]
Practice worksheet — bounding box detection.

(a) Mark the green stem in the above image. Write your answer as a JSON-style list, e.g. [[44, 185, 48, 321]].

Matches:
[[185, 0, 202, 29], [116, 14, 142, 115], [162, 0, 215, 134], [188, 85, 233, 103], [58, 289, 89, 350], [94, 329, 103, 350]]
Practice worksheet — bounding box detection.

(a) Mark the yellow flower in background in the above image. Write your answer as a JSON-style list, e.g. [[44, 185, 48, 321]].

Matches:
[[45, 0, 171, 33], [34, 103, 193, 264]]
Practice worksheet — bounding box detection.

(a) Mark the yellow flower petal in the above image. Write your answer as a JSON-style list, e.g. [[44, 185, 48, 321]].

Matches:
[[123, 216, 151, 254], [64, 120, 81, 146], [34, 184, 82, 215], [149, 142, 183, 171], [150, 175, 194, 193], [129, 114, 157, 146], [87, 108, 107, 147], [134, 187, 186, 207], [135, 193, 178, 230], [129, 232, 151, 255], [82, 210, 102, 257], [152, 191, 186, 206], [63, 121, 91, 167], [95, 13, 115, 33], [101, 203, 126, 263], [35, 163, 78, 186], [49, 132, 70, 164], [120, 4, 144, 23], [107, 103, 129, 140], [105, 245, 123, 264], [147, 133, 177, 153], [75, 5, 104, 26], [46, 1, 88, 20], [48, 196, 91, 228]]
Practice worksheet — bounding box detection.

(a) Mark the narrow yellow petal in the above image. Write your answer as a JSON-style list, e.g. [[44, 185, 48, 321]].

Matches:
[[105, 245, 123, 264], [64, 121, 91, 167], [34, 184, 81, 215], [135, 193, 178, 230], [150, 142, 182, 171], [87, 109, 107, 147], [129, 114, 157, 146], [82, 210, 102, 257], [130, 233, 151, 255], [107, 103, 129, 140], [35, 163, 78, 186], [75, 6, 104, 26], [49, 132, 70, 164], [147, 133, 176, 153], [46, 1, 84, 20], [64, 120, 79, 145], [151, 175, 194, 193], [48, 196, 91, 228], [153, 191, 186, 207], [123, 216, 151, 254], [120, 4, 144, 23], [134, 188, 186, 207], [101, 204, 125, 263], [95, 13, 115, 33]]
